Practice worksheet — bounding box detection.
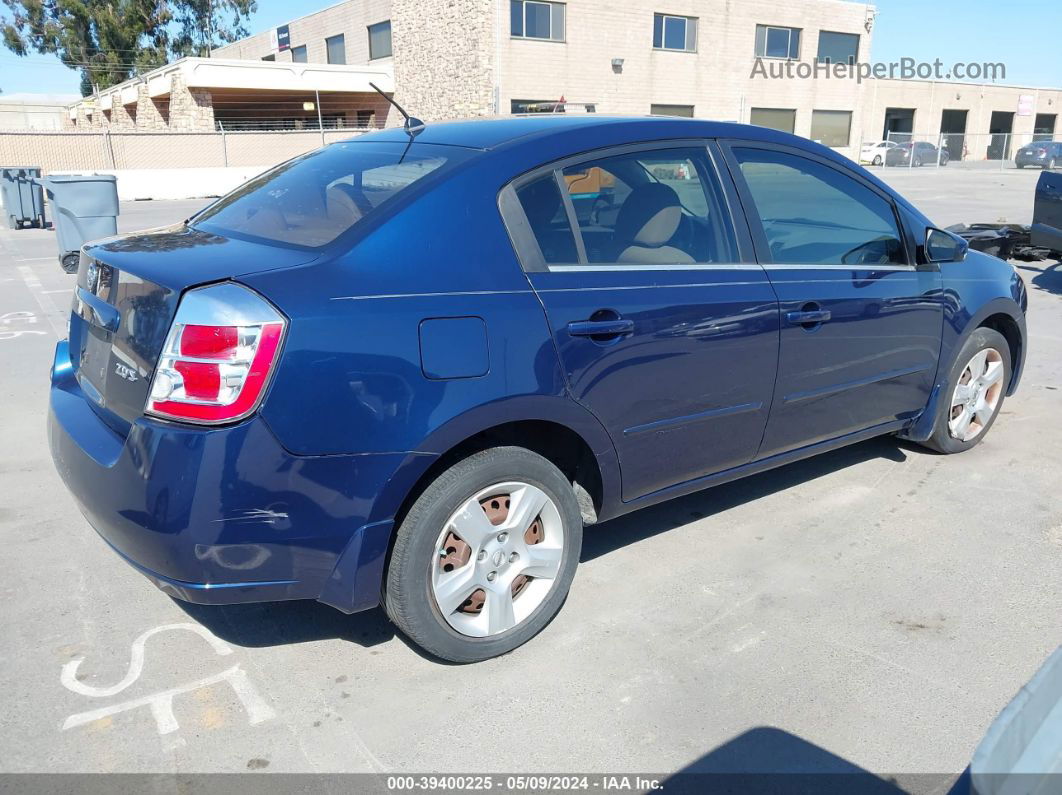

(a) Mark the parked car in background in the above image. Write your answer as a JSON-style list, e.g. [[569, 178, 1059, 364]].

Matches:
[[48, 116, 1027, 663], [1015, 140, 1062, 169], [860, 140, 899, 166], [886, 141, 949, 167]]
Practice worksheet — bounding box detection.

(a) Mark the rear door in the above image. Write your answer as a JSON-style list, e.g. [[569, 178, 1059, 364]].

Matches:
[[722, 142, 942, 458], [501, 141, 779, 501]]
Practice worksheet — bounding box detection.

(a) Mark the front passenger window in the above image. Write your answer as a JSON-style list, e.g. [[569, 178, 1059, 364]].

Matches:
[[734, 148, 907, 266]]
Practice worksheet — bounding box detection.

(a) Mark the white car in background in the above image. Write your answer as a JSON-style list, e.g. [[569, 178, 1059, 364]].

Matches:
[[860, 140, 899, 166]]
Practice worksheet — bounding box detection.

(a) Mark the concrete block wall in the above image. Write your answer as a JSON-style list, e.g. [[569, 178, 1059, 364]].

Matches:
[[863, 78, 1062, 152], [497, 0, 872, 156], [212, 0, 393, 65]]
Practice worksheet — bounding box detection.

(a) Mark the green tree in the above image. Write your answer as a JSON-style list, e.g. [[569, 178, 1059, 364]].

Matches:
[[1, 0, 257, 96]]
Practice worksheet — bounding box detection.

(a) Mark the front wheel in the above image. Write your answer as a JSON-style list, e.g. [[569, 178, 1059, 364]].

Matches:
[[872, 155, 882, 166], [384, 447, 582, 662], [1048, 159, 1058, 170], [920, 328, 1011, 454]]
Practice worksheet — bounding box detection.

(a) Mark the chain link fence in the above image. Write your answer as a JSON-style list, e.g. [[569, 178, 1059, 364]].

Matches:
[[0, 128, 373, 173], [874, 131, 1062, 170]]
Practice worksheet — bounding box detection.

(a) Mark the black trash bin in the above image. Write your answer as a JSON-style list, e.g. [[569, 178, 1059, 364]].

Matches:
[[40, 174, 119, 273], [0, 166, 46, 229]]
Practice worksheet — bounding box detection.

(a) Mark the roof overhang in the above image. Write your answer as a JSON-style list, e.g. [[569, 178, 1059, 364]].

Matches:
[[71, 57, 395, 111]]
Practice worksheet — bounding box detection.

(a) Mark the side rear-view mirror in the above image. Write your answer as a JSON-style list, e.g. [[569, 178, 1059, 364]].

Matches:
[[925, 227, 969, 263]]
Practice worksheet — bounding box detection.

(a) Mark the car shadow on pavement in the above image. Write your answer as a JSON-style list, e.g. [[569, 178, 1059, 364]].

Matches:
[[661, 726, 965, 794], [582, 435, 910, 563], [177, 436, 912, 657], [176, 599, 397, 650], [1015, 258, 1062, 296]]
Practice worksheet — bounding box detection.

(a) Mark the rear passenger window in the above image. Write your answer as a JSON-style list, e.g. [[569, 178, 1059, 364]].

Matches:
[[561, 147, 733, 265], [514, 175, 579, 264], [734, 147, 907, 266]]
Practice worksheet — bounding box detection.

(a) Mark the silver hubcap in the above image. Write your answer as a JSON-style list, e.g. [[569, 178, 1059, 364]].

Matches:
[[431, 482, 564, 638], [949, 347, 1004, 442]]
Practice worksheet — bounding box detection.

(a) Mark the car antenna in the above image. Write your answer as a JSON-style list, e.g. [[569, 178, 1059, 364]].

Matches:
[[369, 82, 424, 137]]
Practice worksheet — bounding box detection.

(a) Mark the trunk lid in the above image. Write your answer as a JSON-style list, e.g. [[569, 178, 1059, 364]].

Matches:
[[71, 223, 316, 434]]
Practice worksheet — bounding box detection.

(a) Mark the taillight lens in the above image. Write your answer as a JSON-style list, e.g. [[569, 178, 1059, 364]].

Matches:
[[146, 283, 286, 424]]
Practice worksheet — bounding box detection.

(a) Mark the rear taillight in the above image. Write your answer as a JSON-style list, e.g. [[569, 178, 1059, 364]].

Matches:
[[146, 283, 286, 424]]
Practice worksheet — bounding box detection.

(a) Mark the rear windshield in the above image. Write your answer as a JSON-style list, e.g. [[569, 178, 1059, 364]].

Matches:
[[191, 141, 467, 248]]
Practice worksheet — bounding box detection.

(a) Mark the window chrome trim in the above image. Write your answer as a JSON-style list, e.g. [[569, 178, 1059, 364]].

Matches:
[[545, 263, 763, 273]]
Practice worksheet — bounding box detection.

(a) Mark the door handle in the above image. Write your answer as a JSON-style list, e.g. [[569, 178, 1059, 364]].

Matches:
[[567, 318, 635, 338], [785, 308, 831, 327]]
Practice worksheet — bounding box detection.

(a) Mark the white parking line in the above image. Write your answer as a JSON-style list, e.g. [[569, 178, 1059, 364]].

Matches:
[[17, 265, 67, 339]]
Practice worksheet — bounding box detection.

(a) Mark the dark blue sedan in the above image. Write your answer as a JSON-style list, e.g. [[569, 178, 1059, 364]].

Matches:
[[48, 116, 1028, 662]]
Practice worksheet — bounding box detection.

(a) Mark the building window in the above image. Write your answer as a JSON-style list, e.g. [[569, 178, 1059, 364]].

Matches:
[[755, 25, 800, 59], [651, 104, 694, 117], [261, 53, 275, 61], [810, 110, 853, 147], [511, 1, 565, 41], [653, 14, 697, 52], [368, 21, 392, 59], [356, 109, 375, 128], [326, 34, 346, 65], [750, 107, 796, 134], [291, 45, 307, 63], [816, 31, 859, 64]]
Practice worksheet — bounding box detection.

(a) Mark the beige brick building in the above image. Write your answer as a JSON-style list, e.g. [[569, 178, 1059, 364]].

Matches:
[[62, 0, 1061, 163]]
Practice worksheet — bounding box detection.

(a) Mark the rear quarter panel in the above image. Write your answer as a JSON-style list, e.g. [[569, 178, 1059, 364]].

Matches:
[[241, 158, 622, 523]]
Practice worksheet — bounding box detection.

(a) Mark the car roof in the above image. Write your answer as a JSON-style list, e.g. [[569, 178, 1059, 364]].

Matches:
[[338, 114, 930, 225], [344, 114, 813, 152]]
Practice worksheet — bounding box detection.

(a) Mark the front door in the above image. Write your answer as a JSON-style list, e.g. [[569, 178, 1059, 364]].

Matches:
[[724, 143, 942, 458], [503, 142, 779, 501]]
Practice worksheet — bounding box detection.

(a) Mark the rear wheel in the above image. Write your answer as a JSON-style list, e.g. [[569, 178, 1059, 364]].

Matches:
[[1048, 158, 1058, 170], [919, 328, 1011, 454], [60, 253, 80, 273], [872, 155, 882, 166], [384, 447, 582, 662]]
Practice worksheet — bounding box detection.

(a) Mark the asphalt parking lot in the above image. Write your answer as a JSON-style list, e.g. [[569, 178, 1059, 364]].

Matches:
[[0, 168, 1059, 782]]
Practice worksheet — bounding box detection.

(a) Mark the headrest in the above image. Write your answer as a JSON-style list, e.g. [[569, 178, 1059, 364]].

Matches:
[[615, 183, 683, 248]]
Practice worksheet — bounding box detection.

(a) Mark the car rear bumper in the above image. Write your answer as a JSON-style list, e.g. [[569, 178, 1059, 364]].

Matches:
[[48, 340, 405, 612]]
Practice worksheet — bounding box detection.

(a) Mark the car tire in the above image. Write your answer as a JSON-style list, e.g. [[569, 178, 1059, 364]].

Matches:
[[60, 253, 80, 273], [919, 327, 1011, 455], [1048, 159, 1058, 170], [873, 155, 882, 166], [384, 446, 583, 663], [914, 157, 922, 167]]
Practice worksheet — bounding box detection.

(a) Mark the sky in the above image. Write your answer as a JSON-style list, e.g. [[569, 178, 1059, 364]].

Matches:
[[1, 0, 1059, 97]]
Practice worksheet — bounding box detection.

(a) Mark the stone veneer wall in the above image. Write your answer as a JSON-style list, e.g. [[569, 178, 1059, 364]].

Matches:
[[168, 74, 216, 131], [390, 0, 495, 122]]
